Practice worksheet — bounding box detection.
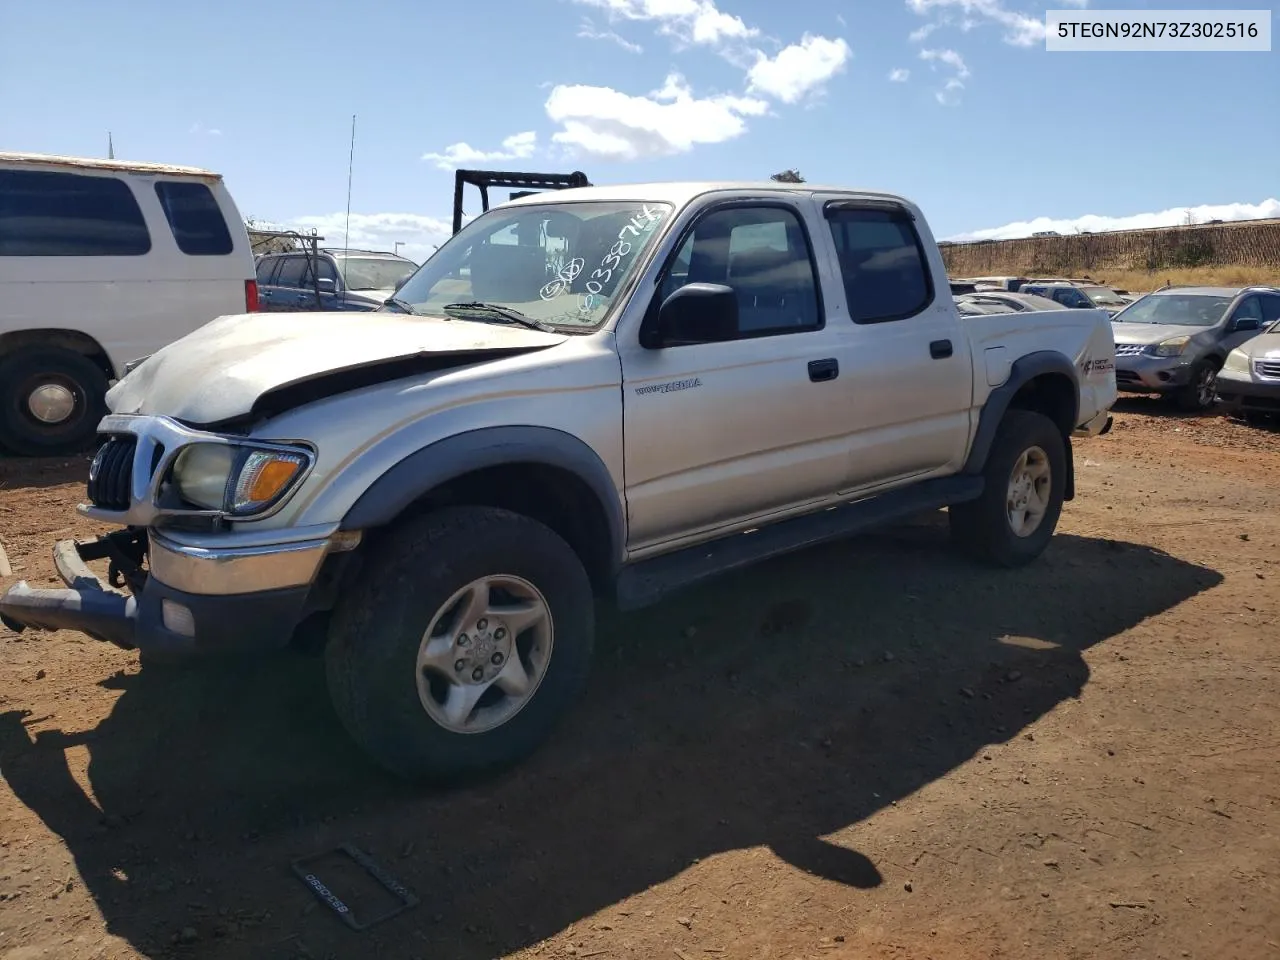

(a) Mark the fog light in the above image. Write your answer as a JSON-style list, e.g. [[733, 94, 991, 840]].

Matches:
[[161, 599, 195, 637]]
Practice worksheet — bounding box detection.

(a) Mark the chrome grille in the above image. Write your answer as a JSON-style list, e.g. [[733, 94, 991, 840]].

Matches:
[[87, 436, 136, 511], [1255, 359, 1280, 380], [1114, 343, 1144, 357]]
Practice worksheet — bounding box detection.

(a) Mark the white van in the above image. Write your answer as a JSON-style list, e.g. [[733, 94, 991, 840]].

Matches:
[[0, 152, 257, 455]]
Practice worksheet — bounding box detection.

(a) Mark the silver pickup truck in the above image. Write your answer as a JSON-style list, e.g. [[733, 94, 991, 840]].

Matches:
[[0, 181, 1117, 783]]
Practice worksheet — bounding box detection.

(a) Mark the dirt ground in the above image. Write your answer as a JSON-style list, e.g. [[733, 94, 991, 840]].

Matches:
[[1, 401, 1277, 960]]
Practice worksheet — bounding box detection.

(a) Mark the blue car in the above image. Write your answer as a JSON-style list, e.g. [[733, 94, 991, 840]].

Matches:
[[255, 248, 418, 312]]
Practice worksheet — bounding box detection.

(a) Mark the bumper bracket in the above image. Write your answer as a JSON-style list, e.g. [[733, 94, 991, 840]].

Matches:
[[1, 537, 138, 649]]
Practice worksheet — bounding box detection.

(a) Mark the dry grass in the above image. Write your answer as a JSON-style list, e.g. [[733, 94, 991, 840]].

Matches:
[[1089, 265, 1280, 294]]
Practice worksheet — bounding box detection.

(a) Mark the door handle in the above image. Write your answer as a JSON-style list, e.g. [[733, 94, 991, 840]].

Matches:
[[930, 339, 953, 359], [808, 358, 839, 382]]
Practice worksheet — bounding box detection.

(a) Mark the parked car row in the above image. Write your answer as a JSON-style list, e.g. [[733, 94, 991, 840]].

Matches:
[[953, 279, 1280, 420]]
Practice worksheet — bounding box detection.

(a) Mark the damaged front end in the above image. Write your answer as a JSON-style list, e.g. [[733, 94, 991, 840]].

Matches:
[[0, 530, 148, 650], [1, 415, 357, 660]]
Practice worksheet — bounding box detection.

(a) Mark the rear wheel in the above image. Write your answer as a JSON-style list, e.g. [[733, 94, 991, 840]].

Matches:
[[325, 506, 595, 784], [950, 409, 1067, 567], [0, 348, 108, 456]]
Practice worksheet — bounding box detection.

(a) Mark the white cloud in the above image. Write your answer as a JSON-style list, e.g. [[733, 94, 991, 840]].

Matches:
[[936, 77, 965, 105], [189, 122, 222, 137], [906, 0, 1054, 47], [577, 18, 644, 52], [421, 131, 537, 171], [909, 22, 939, 42], [275, 212, 454, 265], [552, 1, 852, 161], [919, 47, 970, 78], [919, 47, 968, 103], [746, 34, 851, 103], [945, 198, 1280, 242], [889, 67, 911, 82], [572, 0, 757, 47], [545, 72, 768, 160]]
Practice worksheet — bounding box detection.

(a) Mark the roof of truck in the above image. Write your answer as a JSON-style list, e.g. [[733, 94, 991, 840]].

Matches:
[[502, 181, 913, 209], [0, 151, 221, 179]]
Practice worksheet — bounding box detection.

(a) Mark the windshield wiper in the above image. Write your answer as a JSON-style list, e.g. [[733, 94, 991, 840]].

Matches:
[[384, 297, 420, 315], [443, 302, 555, 333]]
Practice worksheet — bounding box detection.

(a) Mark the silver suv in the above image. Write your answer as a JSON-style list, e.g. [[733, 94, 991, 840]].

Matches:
[[1110, 286, 1280, 411]]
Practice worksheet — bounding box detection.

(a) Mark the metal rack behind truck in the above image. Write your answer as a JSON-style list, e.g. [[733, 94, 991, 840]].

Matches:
[[249, 229, 328, 309]]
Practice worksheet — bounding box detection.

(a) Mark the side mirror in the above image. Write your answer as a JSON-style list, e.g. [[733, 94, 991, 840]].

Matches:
[[645, 283, 739, 348], [393, 276, 409, 293], [315, 277, 337, 294], [1232, 316, 1261, 332]]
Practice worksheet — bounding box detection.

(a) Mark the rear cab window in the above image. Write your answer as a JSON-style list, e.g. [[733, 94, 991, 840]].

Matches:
[[154, 180, 234, 255], [0, 169, 151, 256]]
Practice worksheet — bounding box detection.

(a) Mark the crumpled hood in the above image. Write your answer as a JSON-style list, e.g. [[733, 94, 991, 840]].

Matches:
[[1110, 322, 1210, 346], [1239, 329, 1280, 360], [106, 310, 567, 425]]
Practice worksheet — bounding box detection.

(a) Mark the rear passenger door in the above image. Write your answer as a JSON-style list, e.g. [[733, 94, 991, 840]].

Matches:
[[818, 199, 974, 491], [618, 200, 860, 550]]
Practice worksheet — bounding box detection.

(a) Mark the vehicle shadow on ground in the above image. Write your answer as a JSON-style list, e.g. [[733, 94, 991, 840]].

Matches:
[[0, 454, 92, 491], [0, 518, 1222, 959]]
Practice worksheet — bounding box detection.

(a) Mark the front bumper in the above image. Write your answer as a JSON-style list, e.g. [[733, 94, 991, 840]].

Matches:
[[1215, 371, 1280, 413], [1114, 353, 1195, 393], [0, 528, 344, 659]]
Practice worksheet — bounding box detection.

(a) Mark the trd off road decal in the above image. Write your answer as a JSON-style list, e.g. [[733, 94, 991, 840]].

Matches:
[[1082, 357, 1114, 376]]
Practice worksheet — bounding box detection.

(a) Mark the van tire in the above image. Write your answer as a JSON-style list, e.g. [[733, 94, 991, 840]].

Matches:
[[949, 409, 1066, 567], [325, 506, 595, 784], [0, 348, 108, 457]]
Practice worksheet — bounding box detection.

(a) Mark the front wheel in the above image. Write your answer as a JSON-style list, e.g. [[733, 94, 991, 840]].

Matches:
[[1175, 359, 1218, 412], [325, 506, 595, 784], [949, 409, 1067, 567]]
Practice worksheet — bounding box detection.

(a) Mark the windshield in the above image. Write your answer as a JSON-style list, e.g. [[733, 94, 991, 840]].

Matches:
[[336, 256, 418, 291], [1113, 294, 1232, 326], [390, 200, 673, 330], [1081, 285, 1126, 305]]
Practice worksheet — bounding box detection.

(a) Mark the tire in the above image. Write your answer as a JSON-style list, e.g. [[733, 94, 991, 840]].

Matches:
[[325, 506, 595, 784], [949, 409, 1067, 568], [0, 348, 108, 457], [1175, 359, 1218, 412]]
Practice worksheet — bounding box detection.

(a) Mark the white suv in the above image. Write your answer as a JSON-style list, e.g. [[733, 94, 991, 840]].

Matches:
[[0, 152, 257, 455]]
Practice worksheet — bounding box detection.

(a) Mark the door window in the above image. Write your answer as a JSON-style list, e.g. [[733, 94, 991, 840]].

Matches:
[[657, 205, 821, 338], [1230, 296, 1263, 330], [273, 256, 307, 288], [825, 206, 933, 323]]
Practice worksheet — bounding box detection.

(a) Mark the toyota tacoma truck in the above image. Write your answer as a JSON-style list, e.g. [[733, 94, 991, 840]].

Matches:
[[0, 181, 1117, 784]]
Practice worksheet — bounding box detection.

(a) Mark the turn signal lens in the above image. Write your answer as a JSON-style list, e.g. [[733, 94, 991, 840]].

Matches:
[[231, 451, 306, 514]]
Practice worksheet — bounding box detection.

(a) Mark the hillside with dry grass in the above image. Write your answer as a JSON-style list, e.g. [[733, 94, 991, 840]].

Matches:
[[943, 217, 1280, 291]]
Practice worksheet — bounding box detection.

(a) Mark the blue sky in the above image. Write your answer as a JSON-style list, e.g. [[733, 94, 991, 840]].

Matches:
[[1, 0, 1276, 261]]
